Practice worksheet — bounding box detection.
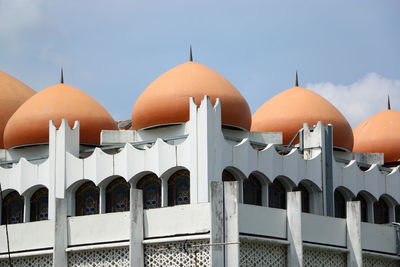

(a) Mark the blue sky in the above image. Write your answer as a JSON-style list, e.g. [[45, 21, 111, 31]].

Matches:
[[0, 0, 399, 126]]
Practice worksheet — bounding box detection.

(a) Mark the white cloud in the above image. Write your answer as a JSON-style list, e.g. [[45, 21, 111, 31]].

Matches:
[[306, 73, 400, 127]]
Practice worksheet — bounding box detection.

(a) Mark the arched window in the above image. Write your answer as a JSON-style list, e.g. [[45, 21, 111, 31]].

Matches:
[[30, 188, 48, 222], [352, 193, 368, 222], [374, 198, 389, 224], [396, 205, 400, 223], [75, 182, 99, 216], [168, 170, 190, 206], [334, 189, 346, 218], [293, 183, 310, 213], [222, 170, 236, 181], [137, 174, 161, 209], [106, 178, 130, 213], [243, 174, 262, 206], [269, 179, 286, 209], [1, 191, 24, 224]]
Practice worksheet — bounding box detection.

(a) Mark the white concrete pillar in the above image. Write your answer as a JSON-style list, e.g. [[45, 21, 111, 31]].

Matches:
[[129, 188, 144, 267], [196, 97, 224, 204], [210, 181, 224, 266], [52, 198, 68, 266], [187, 97, 199, 205], [161, 178, 168, 207], [48, 121, 57, 221], [287, 191, 303, 267], [49, 119, 80, 266], [346, 201, 363, 267], [99, 185, 106, 214], [224, 181, 239, 267], [48, 119, 80, 220], [23, 195, 30, 223]]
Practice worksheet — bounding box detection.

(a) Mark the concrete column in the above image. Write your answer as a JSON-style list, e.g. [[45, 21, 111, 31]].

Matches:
[[210, 181, 224, 267], [52, 198, 68, 266], [50, 119, 80, 266], [287, 191, 303, 267], [129, 188, 144, 267], [324, 124, 334, 217], [196, 96, 224, 203], [99, 186, 106, 214], [23, 195, 30, 223], [161, 178, 168, 207], [224, 181, 239, 267], [346, 201, 363, 267]]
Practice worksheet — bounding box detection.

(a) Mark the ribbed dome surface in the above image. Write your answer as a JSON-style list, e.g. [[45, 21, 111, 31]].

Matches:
[[0, 71, 35, 148], [353, 110, 400, 162], [251, 86, 354, 151], [4, 83, 118, 148], [131, 62, 251, 130]]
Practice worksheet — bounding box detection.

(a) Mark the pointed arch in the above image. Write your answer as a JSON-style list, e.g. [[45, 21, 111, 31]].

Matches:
[[373, 194, 396, 224], [137, 173, 161, 209], [374, 197, 389, 224], [222, 167, 246, 181], [243, 174, 262, 206], [269, 177, 288, 209], [168, 169, 190, 206], [353, 191, 375, 223], [75, 181, 100, 216], [106, 177, 131, 213], [295, 179, 323, 214], [1, 191, 24, 224], [222, 169, 236, 182], [334, 187, 353, 218], [30, 187, 48, 222]]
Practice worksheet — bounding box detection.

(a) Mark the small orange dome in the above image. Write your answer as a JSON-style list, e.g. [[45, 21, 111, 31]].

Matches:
[[251, 86, 354, 151], [4, 83, 117, 148], [0, 71, 35, 148], [353, 110, 400, 162], [131, 62, 251, 130]]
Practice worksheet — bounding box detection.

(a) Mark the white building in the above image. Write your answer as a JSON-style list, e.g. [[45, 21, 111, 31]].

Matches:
[[0, 60, 399, 266]]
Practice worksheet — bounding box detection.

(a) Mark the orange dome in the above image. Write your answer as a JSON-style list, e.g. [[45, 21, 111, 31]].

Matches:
[[4, 83, 118, 148], [251, 86, 354, 151], [131, 62, 251, 130], [353, 110, 400, 162], [0, 71, 35, 148]]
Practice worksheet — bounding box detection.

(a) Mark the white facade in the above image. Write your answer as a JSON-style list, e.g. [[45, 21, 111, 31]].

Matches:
[[0, 97, 399, 266]]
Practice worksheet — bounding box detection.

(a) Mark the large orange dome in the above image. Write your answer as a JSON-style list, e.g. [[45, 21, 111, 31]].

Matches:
[[0, 71, 35, 148], [131, 62, 251, 130], [4, 83, 118, 148], [353, 109, 400, 162], [251, 86, 354, 151]]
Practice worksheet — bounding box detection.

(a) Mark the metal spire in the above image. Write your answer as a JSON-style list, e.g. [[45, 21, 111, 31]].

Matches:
[[295, 71, 299, 87], [60, 68, 64, 84], [388, 94, 391, 110], [189, 45, 193, 62]]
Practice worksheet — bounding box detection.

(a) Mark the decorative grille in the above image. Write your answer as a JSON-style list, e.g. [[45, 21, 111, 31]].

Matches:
[[0, 254, 52, 267], [144, 239, 210, 267], [240, 240, 287, 267], [303, 247, 346, 267], [363, 254, 399, 267], [68, 247, 129, 267]]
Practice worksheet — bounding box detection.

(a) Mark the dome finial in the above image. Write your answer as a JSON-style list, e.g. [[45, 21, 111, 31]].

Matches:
[[60, 68, 64, 84], [388, 94, 391, 110], [189, 45, 193, 62], [295, 71, 299, 87]]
